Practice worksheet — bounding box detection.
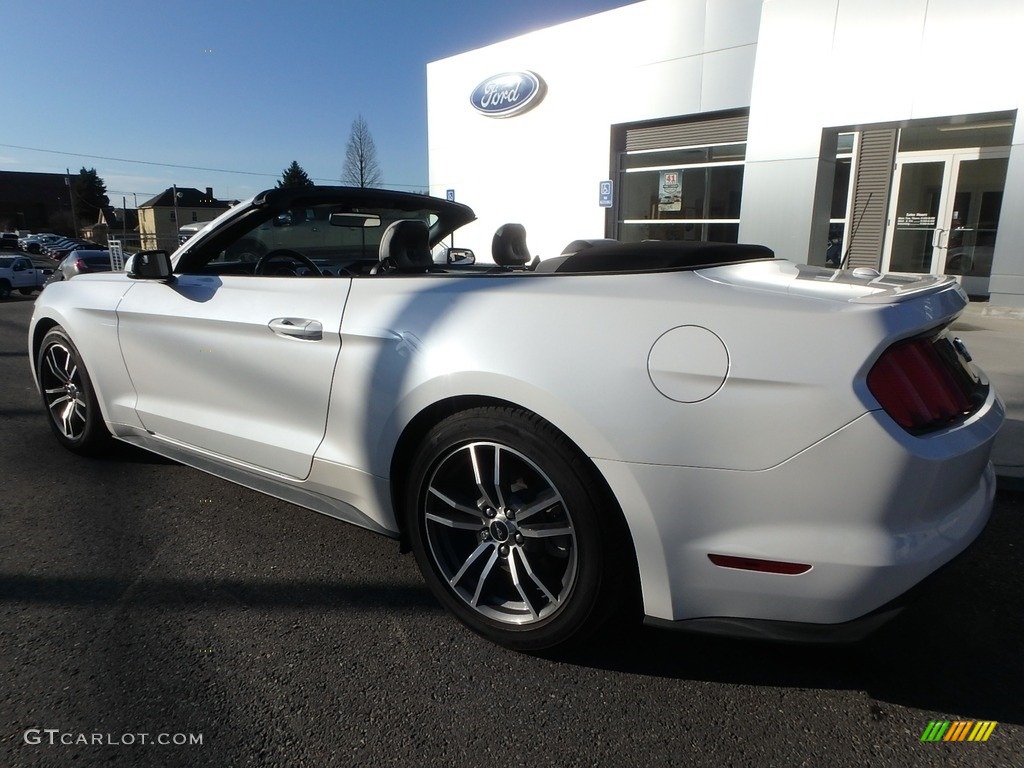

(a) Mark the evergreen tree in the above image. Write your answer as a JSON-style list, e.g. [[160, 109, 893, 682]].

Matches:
[[71, 167, 109, 224], [342, 115, 383, 188], [277, 161, 315, 188]]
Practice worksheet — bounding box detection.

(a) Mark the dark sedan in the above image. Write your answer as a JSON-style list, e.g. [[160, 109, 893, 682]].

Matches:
[[43, 250, 113, 286], [48, 241, 101, 262]]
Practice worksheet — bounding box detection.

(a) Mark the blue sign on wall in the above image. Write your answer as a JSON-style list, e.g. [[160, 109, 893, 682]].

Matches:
[[599, 180, 613, 208], [470, 72, 546, 118]]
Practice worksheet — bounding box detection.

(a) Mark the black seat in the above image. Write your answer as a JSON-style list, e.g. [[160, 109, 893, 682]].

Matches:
[[491, 223, 531, 267], [373, 220, 432, 274]]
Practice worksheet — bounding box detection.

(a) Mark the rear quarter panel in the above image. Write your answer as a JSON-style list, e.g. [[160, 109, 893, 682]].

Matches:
[[323, 269, 947, 476]]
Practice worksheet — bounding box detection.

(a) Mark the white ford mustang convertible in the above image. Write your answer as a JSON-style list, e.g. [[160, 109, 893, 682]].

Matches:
[[29, 186, 1003, 650]]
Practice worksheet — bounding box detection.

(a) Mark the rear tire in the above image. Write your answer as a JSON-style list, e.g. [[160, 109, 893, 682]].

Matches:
[[0, 280, 11, 299], [406, 406, 633, 651], [37, 327, 110, 454]]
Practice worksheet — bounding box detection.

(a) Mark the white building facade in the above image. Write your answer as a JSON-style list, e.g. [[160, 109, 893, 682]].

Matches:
[[427, 0, 1024, 306]]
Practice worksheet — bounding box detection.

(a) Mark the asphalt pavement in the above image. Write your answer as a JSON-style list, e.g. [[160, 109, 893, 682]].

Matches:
[[0, 293, 1022, 768]]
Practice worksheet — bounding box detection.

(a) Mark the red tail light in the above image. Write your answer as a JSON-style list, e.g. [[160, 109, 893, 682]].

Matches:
[[74, 258, 88, 272], [867, 333, 985, 433]]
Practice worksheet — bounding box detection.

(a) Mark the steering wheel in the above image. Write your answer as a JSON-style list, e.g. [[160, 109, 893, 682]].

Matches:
[[254, 249, 322, 277]]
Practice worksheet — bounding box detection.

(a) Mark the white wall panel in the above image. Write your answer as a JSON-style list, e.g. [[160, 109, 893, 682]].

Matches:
[[822, 0, 928, 126], [704, 0, 764, 50], [912, 0, 1024, 119], [989, 141, 1024, 307], [738, 158, 821, 257], [699, 46, 758, 113]]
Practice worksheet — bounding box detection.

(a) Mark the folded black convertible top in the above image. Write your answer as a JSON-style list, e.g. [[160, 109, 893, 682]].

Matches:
[[536, 240, 775, 274]]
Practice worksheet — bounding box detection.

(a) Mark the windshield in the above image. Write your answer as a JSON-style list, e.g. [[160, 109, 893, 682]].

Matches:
[[176, 187, 475, 276]]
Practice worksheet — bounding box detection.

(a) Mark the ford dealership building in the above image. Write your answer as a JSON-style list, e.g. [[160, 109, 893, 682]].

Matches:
[[427, 0, 1024, 306]]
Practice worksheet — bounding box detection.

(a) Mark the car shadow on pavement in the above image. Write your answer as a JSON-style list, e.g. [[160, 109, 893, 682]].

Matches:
[[556, 489, 1024, 726], [90, 439, 178, 465], [0, 572, 442, 615]]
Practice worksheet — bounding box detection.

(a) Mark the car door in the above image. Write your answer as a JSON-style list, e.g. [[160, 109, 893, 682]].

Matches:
[[12, 257, 33, 288], [116, 273, 349, 480]]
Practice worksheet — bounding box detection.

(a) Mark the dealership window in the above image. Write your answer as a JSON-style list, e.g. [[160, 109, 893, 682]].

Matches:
[[825, 132, 857, 266], [617, 142, 745, 243]]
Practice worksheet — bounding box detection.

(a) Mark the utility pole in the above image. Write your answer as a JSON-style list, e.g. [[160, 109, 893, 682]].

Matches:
[[172, 184, 180, 248], [66, 169, 80, 238]]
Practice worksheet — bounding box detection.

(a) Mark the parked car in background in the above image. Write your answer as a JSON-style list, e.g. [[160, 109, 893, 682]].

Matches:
[[40, 238, 78, 259], [47, 240, 100, 262], [178, 221, 212, 244], [0, 255, 52, 298], [28, 185, 1004, 651], [0, 232, 20, 250], [20, 233, 62, 254], [44, 250, 113, 287]]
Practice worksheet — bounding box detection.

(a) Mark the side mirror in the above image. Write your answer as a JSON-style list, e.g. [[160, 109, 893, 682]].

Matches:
[[447, 247, 475, 265], [127, 250, 174, 281]]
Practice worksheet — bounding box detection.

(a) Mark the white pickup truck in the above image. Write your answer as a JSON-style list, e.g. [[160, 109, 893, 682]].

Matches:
[[0, 255, 52, 299]]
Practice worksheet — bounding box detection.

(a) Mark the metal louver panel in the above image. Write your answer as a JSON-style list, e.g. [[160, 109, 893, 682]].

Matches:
[[625, 114, 748, 151], [846, 129, 896, 269]]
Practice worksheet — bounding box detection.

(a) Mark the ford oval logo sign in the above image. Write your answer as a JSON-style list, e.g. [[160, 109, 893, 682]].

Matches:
[[470, 71, 546, 118]]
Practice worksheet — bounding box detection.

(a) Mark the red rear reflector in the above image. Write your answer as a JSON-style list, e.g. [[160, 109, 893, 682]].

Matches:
[[708, 554, 811, 575], [867, 335, 978, 433]]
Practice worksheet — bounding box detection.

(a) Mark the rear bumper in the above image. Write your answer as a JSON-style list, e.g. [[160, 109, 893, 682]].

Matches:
[[641, 528, 978, 643], [597, 389, 1003, 631]]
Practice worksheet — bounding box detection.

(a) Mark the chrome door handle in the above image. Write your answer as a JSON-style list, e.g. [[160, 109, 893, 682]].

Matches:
[[268, 317, 323, 341]]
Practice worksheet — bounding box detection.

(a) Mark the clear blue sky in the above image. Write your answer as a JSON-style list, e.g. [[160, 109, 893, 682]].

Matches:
[[3, 0, 633, 205]]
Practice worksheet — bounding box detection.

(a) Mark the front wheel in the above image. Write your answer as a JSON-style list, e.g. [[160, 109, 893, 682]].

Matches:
[[37, 327, 110, 453], [406, 406, 632, 651]]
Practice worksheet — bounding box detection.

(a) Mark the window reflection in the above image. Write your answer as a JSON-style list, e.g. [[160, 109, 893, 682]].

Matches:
[[617, 137, 745, 244]]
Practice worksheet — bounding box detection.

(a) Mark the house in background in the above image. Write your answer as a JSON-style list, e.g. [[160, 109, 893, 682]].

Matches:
[[137, 187, 231, 249], [82, 206, 139, 245]]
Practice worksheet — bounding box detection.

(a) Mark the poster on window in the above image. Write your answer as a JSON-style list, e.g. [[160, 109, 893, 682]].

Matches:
[[658, 171, 682, 212]]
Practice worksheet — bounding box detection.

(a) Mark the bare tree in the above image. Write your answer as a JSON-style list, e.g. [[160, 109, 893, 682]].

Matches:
[[342, 115, 383, 188]]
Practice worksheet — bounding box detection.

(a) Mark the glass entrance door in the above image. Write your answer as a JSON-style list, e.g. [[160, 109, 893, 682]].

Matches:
[[883, 149, 1008, 294], [943, 155, 1007, 296], [885, 158, 948, 274]]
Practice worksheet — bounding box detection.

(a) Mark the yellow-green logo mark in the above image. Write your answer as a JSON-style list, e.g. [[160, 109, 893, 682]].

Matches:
[[920, 721, 997, 742]]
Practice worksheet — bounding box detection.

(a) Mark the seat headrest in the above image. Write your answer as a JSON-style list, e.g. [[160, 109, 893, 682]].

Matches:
[[378, 220, 432, 272], [492, 223, 531, 266]]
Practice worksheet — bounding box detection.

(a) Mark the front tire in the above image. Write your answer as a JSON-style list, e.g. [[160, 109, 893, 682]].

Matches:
[[37, 327, 110, 454], [406, 406, 631, 651]]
